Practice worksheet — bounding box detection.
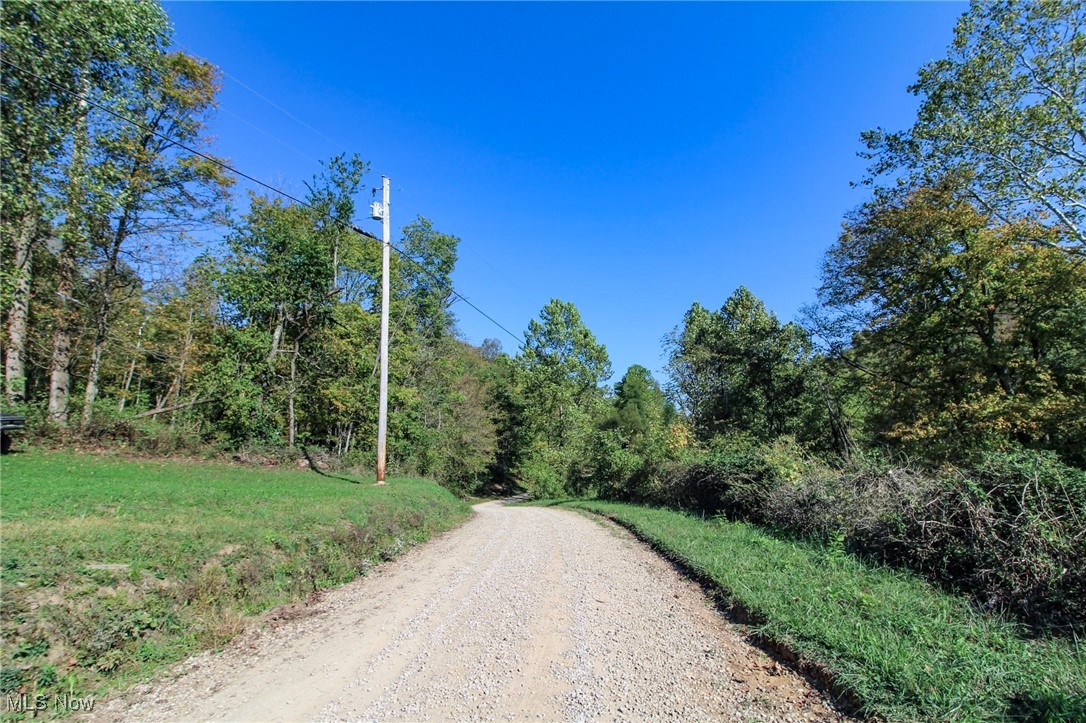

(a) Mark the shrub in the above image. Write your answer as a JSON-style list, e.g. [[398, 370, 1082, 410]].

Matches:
[[590, 430, 645, 500], [869, 450, 1086, 630], [617, 435, 1086, 632], [657, 435, 824, 522], [79, 404, 143, 445], [759, 447, 1086, 632]]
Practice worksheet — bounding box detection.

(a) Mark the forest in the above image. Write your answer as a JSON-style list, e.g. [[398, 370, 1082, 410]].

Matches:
[[2, 0, 1084, 634]]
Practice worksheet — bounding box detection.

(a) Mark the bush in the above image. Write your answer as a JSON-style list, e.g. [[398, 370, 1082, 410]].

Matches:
[[79, 404, 144, 445], [656, 435, 822, 522], [867, 450, 1086, 630], [590, 430, 645, 500], [661, 434, 770, 517], [613, 434, 1086, 632]]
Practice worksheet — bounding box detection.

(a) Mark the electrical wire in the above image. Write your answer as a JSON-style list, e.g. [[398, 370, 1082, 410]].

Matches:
[[29, 3, 534, 337], [215, 104, 318, 164], [179, 42, 342, 148], [2, 57, 529, 350]]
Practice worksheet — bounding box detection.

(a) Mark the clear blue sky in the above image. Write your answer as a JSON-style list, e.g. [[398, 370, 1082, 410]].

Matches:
[[164, 1, 967, 383]]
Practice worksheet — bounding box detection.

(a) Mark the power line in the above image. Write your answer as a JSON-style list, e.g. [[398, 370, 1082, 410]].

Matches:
[[215, 104, 318, 164], [180, 43, 342, 148], [169, 44, 530, 347], [180, 53, 530, 344], [3, 59, 377, 239], [2, 57, 528, 350]]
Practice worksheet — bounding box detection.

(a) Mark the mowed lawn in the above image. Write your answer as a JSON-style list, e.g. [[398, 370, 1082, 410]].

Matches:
[[0, 451, 470, 711]]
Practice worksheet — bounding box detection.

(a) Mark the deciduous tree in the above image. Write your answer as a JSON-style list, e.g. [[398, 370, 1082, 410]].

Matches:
[[820, 182, 1086, 463], [666, 287, 815, 443], [862, 0, 1086, 250]]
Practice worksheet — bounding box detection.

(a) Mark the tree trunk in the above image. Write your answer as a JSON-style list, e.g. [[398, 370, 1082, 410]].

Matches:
[[47, 244, 78, 424], [4, 212, 37, 405], [287, 337, 298, 446], [118, 315, 147, 413], [165, 307, 195, 427], [158, 306, 197, 427], [80, 314, 107, 426], [82, 213, 130, 425], [268, 306, 284, 362], [48, 80, 91, 425]]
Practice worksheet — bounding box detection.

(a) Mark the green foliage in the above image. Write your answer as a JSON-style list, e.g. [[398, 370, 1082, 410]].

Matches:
[[200, 328, 282, 445], [588, 428, 645, 500], [517, 450, 571, 499], [512, 299, 611, 496], [219, 196, 334, 331], [558, 499, 1086, 721], [1, 0, 231, 424], [390, 339, 499, 494], [520, 298, 611, 410], [859, 449, 1086, 630], [666, 287, 831, 450], [486, 351, 532, 489], [610, 364, 673, 446], [0, 452, 470, 704], [397, 218, 460, 339], [861, 0, 1086, 249], [0, 0, 170, 236], [605, 432, 1086, 632], [819, 183, 1086, 465]]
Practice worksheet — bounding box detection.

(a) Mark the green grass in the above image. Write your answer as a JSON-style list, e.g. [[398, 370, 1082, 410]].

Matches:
[[555, 500, 1085, 722], [0, 451, 470, 717]]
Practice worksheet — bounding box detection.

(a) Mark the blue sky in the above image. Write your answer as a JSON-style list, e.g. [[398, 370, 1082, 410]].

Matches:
[[164, 1, 967, 383]]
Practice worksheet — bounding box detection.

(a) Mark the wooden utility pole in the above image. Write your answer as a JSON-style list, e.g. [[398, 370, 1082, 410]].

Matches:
[[375, 176, 391, 484]]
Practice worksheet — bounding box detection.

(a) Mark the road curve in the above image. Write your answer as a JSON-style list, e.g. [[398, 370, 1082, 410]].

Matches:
[[104, 502, 841, 722]]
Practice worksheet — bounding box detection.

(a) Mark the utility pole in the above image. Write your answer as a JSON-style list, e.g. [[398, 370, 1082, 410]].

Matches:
[[374, 176, 391, 484]]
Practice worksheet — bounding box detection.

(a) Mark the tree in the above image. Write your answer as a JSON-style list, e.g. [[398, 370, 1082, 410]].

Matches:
[[382, 217, 464, 478], [611, 364, 672, 448], [1, 0, 169, 406], [820, 182, 1086, 464], [666, 287, 816, 444], [515, 299, 611, 494], [398, 217, 459, 339], [861, 0, 1086, 250], [305, 153, 369, 295], [519, 299, 610, 445], [214, 182, 349, 445], [79, 50, 232, 424], [399, 341, 499, 493]]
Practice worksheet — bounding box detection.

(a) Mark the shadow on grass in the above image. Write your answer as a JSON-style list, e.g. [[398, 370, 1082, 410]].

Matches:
[[300, 447, 363, 484], [1006, 692, 1086, 720]]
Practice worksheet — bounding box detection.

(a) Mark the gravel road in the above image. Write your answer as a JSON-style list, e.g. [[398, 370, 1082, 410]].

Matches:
[[105, 501, 842, 722]]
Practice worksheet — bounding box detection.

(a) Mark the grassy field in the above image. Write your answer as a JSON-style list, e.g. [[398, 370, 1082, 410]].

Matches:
[[554, 500, 1085, 722], [0, 451, 470, 717]]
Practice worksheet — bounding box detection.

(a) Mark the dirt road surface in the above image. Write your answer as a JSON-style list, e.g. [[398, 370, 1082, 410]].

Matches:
[[104, 502, 842, 722]]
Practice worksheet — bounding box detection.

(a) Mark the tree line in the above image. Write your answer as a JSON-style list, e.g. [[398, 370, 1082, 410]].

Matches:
[[2, 0, 1084, 627]]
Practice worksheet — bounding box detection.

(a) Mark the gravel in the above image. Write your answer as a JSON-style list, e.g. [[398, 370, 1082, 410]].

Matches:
[[100, 501, 845, 722]]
